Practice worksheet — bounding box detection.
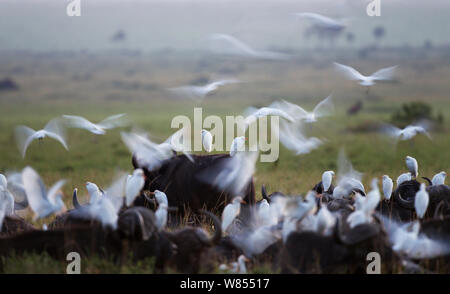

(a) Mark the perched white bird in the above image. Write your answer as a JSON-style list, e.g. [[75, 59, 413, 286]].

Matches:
[[381, 123, 431, 141], [15, 118, 68, 158], [221, 196, 244, 232], [382, 175, 393, 200], [322, 171, 335, 193], [86, 182, 104, 204], [257, 199, 273, 226], [431, 171, 446, 186], [397, 172, 412, 186], [63, 114, 128, 135], [201, 129, 213, 152], [230, 136, 246, 157], [406, 156, 419, 178], [334, 62, 397, 88], [294, 13, 347, 30], [22, 166, 66, 220], [276, 120, 322, 156], [0, 174, 15, 215], [415, 183, 429, 219], [126, 169, 145, 206], [208, 34, 289, 60], [272, 96, 334, 124], [168, 79, 240, 101], [155, 203, 168, 231], [154, 190, 168, 206]]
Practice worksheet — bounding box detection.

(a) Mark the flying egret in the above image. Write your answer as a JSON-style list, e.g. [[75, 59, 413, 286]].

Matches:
[[272, 95, 334, 123], [15, 118, 68, 158], [230, 136, 246, 157], [168, 79, 240, 101], [63, 114, 128, 135]]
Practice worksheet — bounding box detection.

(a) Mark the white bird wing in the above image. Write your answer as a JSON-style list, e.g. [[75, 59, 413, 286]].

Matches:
[[126, 175, 145, 206], [370, 66, 398, 81], [21, 167, 49, 216], [295, 12, 345, 29], [168, 86, 206, 100], [46, 179, 66, 206], [166, 128, 194, 162], [222, 203, 240, 231], [277, 120, 322, 155], [97, 113, 129, 130], [63, 115, 98, 131], [14, 126, 38, 158], [312, 95, 334, 118], [379, 123, 402, 139], [209, 34, 257, 56], [208, 79, 240, 89], [336, 148, 363, 190], [6, 178, 28, 209], [271, 100, 309, 121], [43, 118, 68, 150], [104, 173, 128, 214], [333, 62, 365, 81]]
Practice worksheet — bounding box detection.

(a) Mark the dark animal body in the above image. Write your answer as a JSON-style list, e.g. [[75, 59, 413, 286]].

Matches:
[[132, 154, 256, 214]]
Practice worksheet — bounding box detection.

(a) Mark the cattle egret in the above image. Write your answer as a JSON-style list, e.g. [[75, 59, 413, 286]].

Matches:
[[406, 156, 419, 178], [15, 118, 68, 158], [382, 175, 393, 200], [397, 172, 412, 186], [86, 182, 104, 204], [126, 169, 145, 206], [230, 136, 246, 157], [381, 123, 431, 141], [334, 62, 397, 88], [63, 114, 128, 135], [221, 196, 244, 232], [22, 166, 66, 220], [431, 171, 446, 186], [201, 130, 213, 152], [322, 171, 335, 192], [154, 190, 168, 206], [168, 79, 240, 101], [415, 183, 429, 219], [273, 95, 334, 123], [155, 203, 168, 231]]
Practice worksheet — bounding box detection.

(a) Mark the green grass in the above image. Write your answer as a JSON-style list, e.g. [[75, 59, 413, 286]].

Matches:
[[0, 52, 449, 273]]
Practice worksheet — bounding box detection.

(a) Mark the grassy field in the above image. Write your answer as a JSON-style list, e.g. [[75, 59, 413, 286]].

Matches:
[[0, 50, 449, 273]]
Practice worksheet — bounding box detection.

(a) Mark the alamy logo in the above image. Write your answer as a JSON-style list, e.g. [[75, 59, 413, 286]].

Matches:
[[171, 108, 280, 162], [366, 0, 381, 17], [66, 252, 81, 274], [366, 252, 381, 274], [66, 0, 81, 17]]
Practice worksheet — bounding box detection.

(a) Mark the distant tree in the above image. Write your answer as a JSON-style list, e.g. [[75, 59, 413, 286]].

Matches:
[[391, 101, 442, 127], [373, 26, 386, 43]]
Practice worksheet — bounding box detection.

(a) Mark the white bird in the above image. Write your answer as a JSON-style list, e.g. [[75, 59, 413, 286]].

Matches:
[[198, 151, 258, 197], [155, 203, 168, 231], [126, 169, 145, 206], [334, 62, 397, 88], [257, 199, 273, 226], [165, 127, 195, 162], [272, 96, 334, 123], [415, 183, 429, 219], [285, 191, 318, 220], [382, 217, 450, 259], [154, 190, 168, 206], [3, 172, 28, 210], [121, 131, 175, 171], [15, 118, 68, 158], [381, 123, 431, 141], [294, 13, 347, 30], [347, 179, 380, 228], [382, 175, 393, 200], [322, 171, 335, 193], [221, 196, 244, 232], [168, 79, 240, 101], [86, 182, 104, 204], [332, 149, 365, 199], [243, 105, 295, 132], [276, 120, 322, 156], [405, 156, 419, 178], [313, 204, 336, 236], [431, 171, 446, 186], [42, 224, 48, 231], [21, 166, 66, 220], [230, 136, 246, 157], [219, 255, 249, 274], [0, 174, 15, 215], [397, 172, 412, 186], [63, 114, 128, 135], [201, 129, 213, 152], [208, 34, 289, 60]]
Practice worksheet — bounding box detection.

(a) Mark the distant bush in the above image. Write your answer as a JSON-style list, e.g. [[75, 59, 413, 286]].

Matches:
[[391, 101, 443, 127]]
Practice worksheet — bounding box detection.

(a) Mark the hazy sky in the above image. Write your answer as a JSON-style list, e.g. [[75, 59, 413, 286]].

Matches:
[[0, 0, 449, 52]]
